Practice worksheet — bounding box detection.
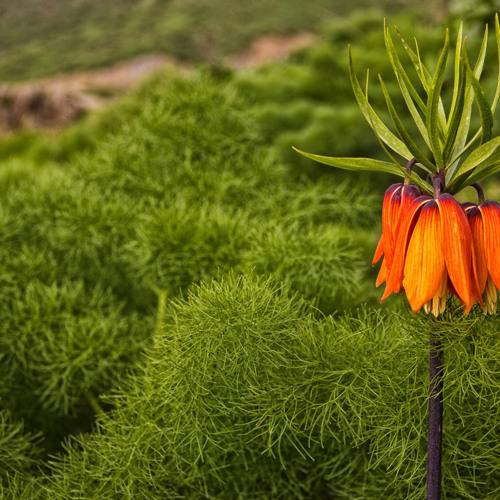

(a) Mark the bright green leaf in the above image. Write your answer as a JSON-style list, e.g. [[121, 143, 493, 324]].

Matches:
[[492, 14, 500, 112], [378, 74, 435, 172], [447, 22, 464, 125], [292, 148, 402, 175], [395, 28, 432, 92], [384, 26, 431, 149], [450, 26, 489, 165], [442, 48, 466, 164], [447, 136, 500, 191], [292, 148, 432, 193], [457, 136, 500, 174], [348, 47, 413, 160], [426, 29, 450, 171], [448, 157, 500, 193], [465, 55, 493, 145], [384, 25, 427, 114]]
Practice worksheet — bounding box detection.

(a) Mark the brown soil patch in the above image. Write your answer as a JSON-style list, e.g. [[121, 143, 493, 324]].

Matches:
[[0, 33, 315, 132], [225, 32, 315, 68]]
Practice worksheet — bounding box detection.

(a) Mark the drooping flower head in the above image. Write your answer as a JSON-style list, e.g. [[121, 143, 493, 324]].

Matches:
[[381, 192, 479, 316]]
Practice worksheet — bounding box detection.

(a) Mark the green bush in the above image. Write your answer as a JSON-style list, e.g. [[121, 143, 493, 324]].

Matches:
[[42, 276, 500, 499], [244, 223, 365, 313], [0, 71, 379, 460]]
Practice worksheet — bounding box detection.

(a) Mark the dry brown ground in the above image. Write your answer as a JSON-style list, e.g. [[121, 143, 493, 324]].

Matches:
[[0, 33, 314, 132]]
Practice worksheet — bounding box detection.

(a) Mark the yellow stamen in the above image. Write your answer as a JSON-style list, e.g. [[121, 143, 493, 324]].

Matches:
[[484, 276, 497, 315], [424, 271, 448, 317]]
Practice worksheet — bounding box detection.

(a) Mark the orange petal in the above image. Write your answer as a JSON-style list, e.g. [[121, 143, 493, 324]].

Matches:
[[398, 185, 422, 228], [437, 194, 475, 311], [381, 184, 421, 270], [467, 206, 488, 294], [403, 200, 445, 312], [381, 195, 431, 302], [376, 257, 387, 287], [372, 234, 384, 265], [381, 184, 403, 267], [479, 200, 500, 290]]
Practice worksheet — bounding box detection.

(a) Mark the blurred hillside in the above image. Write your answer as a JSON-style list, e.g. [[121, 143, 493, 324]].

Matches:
[[0, 0, 447, 133], [0, 0, 429, 83]]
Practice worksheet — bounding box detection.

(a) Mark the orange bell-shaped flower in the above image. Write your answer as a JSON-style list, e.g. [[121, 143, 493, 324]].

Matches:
[[372, 183, 421, 286], [381, 193, 478, 316], [465, 200, 500, 314]]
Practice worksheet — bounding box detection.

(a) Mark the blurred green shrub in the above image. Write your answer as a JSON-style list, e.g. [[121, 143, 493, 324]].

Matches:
[[0, 409, 41, 497], [0, 70, 378, 459], [243, 223, 365, 313]]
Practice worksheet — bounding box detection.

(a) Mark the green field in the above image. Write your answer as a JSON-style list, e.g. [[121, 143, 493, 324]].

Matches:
[[2, 2, 500, 498]]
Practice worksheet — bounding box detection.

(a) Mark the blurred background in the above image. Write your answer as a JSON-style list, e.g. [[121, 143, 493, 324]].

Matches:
[[0, 0, 491, 132]]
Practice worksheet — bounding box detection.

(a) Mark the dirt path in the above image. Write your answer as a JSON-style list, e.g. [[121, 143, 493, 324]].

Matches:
[[0, 33, 314, 132]]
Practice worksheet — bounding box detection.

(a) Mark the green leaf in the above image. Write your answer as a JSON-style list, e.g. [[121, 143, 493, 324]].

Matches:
[[292, 148, 402, 175], [448, 157, 500, 194], [442, 45, 466, 164], [446, 23, 464, 133], [395, 28, 432, 92], [464, 52, 493, 145], [384, 26, 430, 149], [292, 148, 432, 193], [491, 14, 500, 112], [459, 136, 500, 174], [446, 136, 500, 191], [396, 28, 448, 133], [384, 25, 427, 114], [464, 158, 500, 185], [378, 74, 435, 172], [348, 47, 413, 160], [426, 29, 450, 171], [449, 26, 489, 165]]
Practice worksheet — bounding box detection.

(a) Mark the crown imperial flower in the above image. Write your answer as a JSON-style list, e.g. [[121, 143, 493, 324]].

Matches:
[[295, 17, 500, 317], [292, 19, 500, 499]]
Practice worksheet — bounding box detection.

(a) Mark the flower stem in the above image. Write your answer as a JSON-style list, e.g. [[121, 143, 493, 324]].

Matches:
[[427, 328, 444, 500], [404, 158, 417, 184], [471, 182, 485, 204]]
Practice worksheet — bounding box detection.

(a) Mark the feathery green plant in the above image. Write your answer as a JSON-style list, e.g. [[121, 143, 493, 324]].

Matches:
[[40, 275, 500, 498], [244, 223, 365, 313]]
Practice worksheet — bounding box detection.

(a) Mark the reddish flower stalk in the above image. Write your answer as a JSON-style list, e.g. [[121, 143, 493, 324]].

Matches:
[[372, 177, 494, 500]]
